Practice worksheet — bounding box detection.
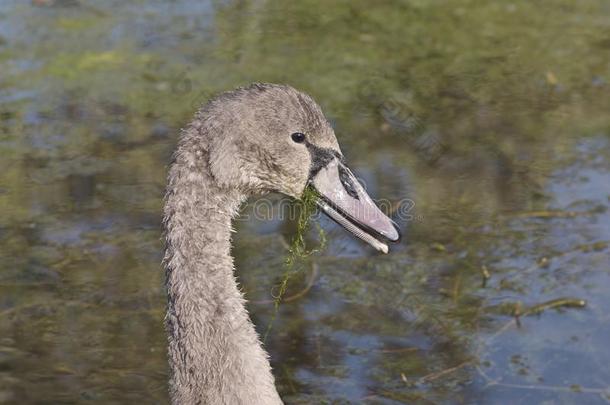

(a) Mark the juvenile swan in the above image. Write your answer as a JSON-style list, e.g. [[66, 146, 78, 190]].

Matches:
[[163, 83, 400, 404]]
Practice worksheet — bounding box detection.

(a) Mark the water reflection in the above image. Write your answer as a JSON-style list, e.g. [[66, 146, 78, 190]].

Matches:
[[1, 0, 610, 403]]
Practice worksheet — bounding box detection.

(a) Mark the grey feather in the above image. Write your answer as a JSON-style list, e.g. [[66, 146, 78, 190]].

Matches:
[[163, 83, 339, 404]]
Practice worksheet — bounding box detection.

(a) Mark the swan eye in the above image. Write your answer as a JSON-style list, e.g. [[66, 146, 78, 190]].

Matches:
[[291, 132, 306, 143]]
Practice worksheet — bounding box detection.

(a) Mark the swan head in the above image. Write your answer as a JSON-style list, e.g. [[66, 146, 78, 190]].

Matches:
[[201, 83, 400, 253]]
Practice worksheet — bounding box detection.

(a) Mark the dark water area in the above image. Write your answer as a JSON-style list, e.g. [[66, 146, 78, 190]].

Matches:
[[1, 0, 610, 403]]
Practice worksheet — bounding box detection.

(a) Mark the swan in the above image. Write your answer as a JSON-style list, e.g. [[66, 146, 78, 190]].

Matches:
[[163, 83, 400, 404]]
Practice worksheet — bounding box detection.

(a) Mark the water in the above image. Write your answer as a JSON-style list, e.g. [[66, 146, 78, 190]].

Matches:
[[1, 1, 610, 403]]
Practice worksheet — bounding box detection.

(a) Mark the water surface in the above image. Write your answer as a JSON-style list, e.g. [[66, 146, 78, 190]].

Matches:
[[1, 1, 610, 403]]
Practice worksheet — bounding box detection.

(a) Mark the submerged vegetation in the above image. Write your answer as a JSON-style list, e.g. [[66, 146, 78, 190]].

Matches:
[[1, 0, 610, 403]]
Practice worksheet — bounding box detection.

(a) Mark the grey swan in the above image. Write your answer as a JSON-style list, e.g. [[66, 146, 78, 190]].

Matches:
[[163, 83, 400, 404]]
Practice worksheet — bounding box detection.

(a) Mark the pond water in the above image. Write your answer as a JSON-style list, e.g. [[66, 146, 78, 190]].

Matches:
[[1, 1, 610, 404]]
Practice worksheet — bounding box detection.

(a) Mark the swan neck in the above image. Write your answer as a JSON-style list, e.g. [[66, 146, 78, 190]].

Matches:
[[163, 139, 282, 404]]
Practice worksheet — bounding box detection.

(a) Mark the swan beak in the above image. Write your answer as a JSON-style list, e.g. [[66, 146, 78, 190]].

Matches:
[[310, 158, 401, 253]]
